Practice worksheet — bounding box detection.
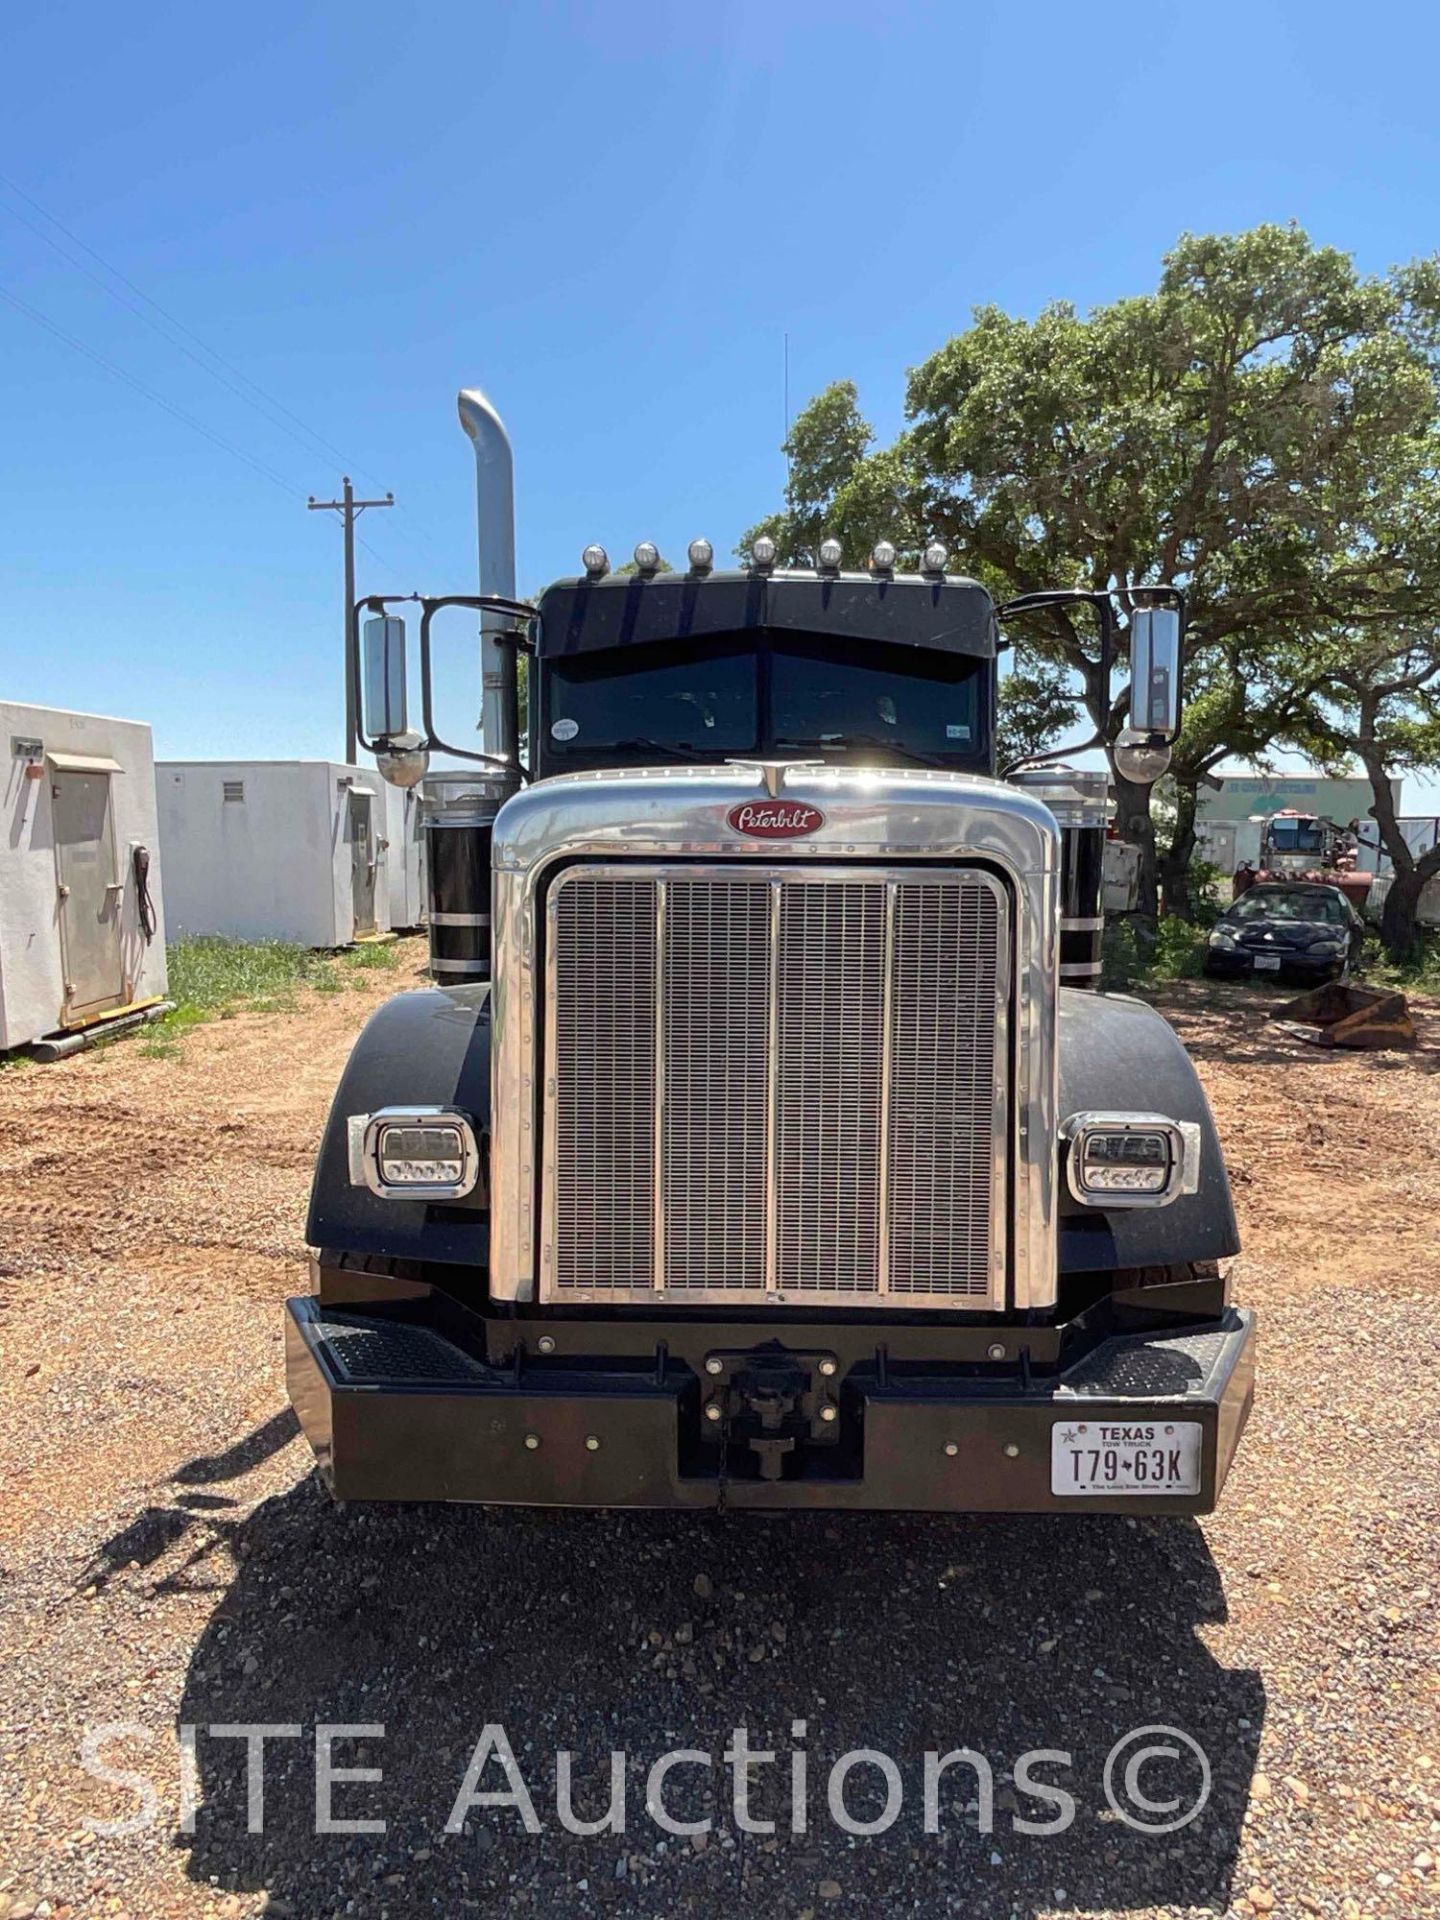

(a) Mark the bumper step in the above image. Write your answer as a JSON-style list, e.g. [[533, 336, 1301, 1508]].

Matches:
[[1058, 1325, 1236, 1400], [285, 1297, 1255, 1514]]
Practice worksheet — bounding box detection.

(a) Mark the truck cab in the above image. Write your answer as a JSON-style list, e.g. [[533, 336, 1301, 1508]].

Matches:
[[285, 389, 1253, 1515]]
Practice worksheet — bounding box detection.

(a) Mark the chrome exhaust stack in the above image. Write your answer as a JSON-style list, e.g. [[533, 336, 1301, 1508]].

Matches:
[[457, 386, 518, 766]]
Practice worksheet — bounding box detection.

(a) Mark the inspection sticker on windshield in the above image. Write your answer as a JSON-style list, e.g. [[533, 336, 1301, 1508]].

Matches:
[[1052, 1420, 1203, 1496], [550, 717, 579, 741], [946, 723, 971, 739]]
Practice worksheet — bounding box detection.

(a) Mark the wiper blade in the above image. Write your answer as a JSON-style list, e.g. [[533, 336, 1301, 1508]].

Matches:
[[779, 735, 952, 769], [609, 737, 717, 762]]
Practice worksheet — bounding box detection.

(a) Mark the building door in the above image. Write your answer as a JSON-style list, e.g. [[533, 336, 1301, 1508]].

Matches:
[[52, 769, 125, 1024], [349, 789, 377, 936]]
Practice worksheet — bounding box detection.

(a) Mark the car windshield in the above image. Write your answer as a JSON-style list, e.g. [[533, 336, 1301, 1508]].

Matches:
[[1228, 889, 1349, 926]]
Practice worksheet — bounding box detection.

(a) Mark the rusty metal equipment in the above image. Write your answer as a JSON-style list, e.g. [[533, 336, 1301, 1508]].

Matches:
[[1271, 980, 1417, 1050]]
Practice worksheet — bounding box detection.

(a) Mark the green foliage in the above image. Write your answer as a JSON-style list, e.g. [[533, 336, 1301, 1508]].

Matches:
[[1359, 928, 1440, 992], [343, 941, 401, 971], [166, 936, 326, 1012], [140, 936, 333, 1059], [995, 658, 1081, 766], [748, 225, 1440, 914], [1102, 917, 1208, 990], [1186, 860, 1226, 929]]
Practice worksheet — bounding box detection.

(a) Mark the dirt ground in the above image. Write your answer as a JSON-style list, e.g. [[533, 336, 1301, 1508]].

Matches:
[[0, 947, 1436, 1920]]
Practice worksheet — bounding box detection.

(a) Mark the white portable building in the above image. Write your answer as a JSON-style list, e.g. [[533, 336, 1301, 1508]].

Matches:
[[1, 701, 169, 1050], [156, 760, 391, 948], [1373, 816, 1440, 874], [384, 782, 428, 931]]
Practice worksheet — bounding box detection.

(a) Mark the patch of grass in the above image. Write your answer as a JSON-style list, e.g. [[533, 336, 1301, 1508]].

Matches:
[[342, 941, 400, 971], [1102, 917, 1208, 992], [1357, 929, 1440, 993], [167, 935, 326, 1013], [138, 936, 333, 1060]]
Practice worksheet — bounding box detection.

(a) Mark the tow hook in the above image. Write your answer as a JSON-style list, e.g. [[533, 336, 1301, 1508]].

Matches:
[[701, 1347, 840, 1481]]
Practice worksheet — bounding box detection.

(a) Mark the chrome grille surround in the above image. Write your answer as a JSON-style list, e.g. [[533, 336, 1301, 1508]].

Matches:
[[491, 765, 1060, 1308], [540, 864, 1010, 1309]]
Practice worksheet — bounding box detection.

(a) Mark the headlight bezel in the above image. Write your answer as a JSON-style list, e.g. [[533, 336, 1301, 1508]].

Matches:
[[1061, 1111, 1200, 1210], [348, 1105, 482, 1201]]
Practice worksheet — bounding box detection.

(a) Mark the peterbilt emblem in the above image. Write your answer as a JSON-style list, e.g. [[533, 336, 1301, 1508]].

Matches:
[[726, 800, 826, 839]]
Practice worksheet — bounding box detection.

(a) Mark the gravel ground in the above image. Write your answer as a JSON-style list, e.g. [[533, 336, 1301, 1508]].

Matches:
[[1, 952, 1437, 1920]]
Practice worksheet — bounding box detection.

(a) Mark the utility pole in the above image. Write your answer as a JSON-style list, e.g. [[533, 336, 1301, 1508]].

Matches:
[[308, 477, 394, 763]]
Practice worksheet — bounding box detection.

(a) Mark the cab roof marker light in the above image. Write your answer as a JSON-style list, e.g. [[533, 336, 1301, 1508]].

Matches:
[[582, 544, 609, 577], [922, 540, 950, 576], [870, 540, 898, 573], [817, 536, 843, 573], [687, 537, 714, 574], [750, 535, 778, 572], [632, 541, 661, 575]]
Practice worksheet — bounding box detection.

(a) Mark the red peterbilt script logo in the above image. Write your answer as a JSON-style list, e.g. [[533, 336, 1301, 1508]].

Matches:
[[726, 801, 826, 838]]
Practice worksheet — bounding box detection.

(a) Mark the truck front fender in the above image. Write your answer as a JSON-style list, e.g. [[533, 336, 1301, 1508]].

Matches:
[[306, 985, 491, 1268], [1057, 988, 1239, 1273]]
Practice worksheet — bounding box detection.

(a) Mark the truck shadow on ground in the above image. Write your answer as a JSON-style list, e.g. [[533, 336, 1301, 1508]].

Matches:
[[169, 1466, 1264, 1919]]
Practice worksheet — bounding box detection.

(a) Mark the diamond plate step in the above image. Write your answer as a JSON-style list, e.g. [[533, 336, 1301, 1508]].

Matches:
[[313, 1314, 488, 1385], [1058, 1324, 1238, 1400]]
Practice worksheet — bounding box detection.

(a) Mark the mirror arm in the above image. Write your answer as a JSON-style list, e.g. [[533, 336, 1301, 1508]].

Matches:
[[353, 592, 532, 778]]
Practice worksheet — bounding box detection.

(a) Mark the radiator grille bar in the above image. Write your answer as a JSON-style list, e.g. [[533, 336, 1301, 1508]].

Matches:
[[543, 866, 1009, 1308]]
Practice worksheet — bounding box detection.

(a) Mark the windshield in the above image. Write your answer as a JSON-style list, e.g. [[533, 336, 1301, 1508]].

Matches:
[[541, 635, 985, 766], [1266, 819, 1325, 852], [544, 644, 756, 754], [1228, 889, 1349, 926], [772, 645, 978, 757]]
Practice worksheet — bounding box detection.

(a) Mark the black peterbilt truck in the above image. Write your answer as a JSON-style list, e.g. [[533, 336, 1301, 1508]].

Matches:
[[285, 387, 1253, 1514]]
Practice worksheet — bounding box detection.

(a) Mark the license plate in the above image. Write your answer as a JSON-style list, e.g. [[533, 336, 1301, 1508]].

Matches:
[[1254, 953, 1282, 971], [1051, 1419, 1203, 1496]]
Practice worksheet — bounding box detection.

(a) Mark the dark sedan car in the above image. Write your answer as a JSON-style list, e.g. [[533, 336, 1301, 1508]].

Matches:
[[1204, 882, 1365, 983]]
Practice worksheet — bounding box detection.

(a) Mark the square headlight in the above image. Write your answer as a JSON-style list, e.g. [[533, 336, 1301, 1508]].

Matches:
[[352, 1107, 480, 1200], [1062, 1113, 1196, 1209]]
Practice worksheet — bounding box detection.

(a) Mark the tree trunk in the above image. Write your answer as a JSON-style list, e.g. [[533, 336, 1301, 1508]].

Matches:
[[1378, 841, 1440, 956], [1111, 765, 1160, 926], [1380, 866, 1427, 955], [1160, 778, 1200, 921]]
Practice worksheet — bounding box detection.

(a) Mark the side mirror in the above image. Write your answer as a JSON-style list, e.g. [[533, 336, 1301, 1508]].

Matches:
[[362, 615, 408, 740], [1127, 606, 1182, 741]]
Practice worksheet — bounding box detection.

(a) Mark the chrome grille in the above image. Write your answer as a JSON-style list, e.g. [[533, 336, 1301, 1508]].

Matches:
[[663, 881, 770, 1290], [552, 878, 655, 1289], [776, 883, 886, 1292], [543, 866, 1009, 1308], [887, 880, 1003, 1295]]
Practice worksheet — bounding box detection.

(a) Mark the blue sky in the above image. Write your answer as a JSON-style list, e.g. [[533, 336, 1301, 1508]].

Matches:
[[3, 0, 1439, 804]]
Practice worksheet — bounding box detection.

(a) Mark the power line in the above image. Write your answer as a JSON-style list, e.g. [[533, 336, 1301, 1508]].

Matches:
[[0, 170, 448, 565], [0, 281, 302, 499], [0, 169, 358, 475], [0, 278, 421, 586]]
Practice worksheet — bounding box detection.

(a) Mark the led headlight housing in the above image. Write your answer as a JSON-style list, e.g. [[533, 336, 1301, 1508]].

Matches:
[[348, 1106, 481, 1201], [1061, 1112, 1199, 1209]]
